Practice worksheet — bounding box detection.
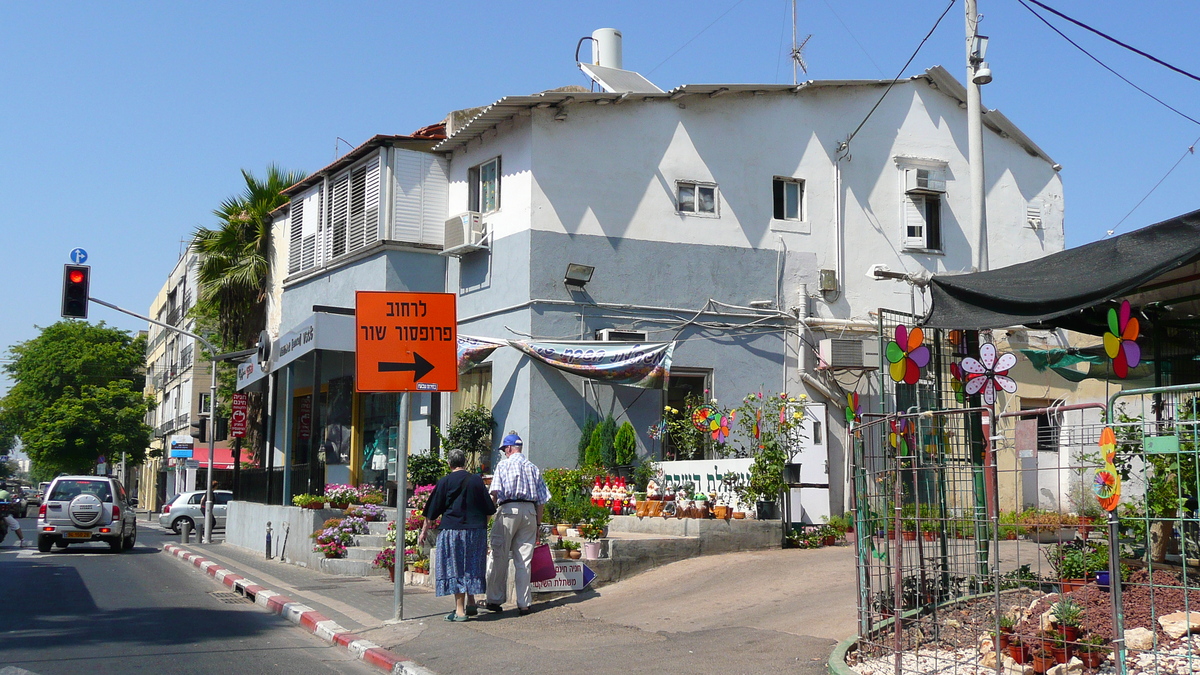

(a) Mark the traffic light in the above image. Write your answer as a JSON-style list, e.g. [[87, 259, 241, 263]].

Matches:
[[213, 416, 229, 443], [190, 417, 207, 443], [61, 264, 91, 319]]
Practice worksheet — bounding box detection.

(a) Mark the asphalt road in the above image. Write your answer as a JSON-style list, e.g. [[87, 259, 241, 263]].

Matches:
[[0, 516, 375, 675]]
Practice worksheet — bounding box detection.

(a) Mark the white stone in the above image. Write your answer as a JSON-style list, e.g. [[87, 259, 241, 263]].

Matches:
[[1158, 611, 1200, 640], [1125, 627, 1156, 651]]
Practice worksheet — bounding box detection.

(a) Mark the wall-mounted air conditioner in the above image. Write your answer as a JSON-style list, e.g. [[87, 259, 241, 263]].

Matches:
[[440, 212, 486, 257], [904, 168, 946, 195], [595, 329, 648, 342], [818, 337, 880, 369]]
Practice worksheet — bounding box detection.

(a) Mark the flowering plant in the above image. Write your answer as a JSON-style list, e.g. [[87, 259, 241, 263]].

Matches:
[[661, 393, 724, 460], [336, 516, 370, 535], [311, 526, 354, 547], [373, 546, 396, 570], [324, 484, 359, 505], [407, 485, 436, 512], [385, 520, 398, 545], [350, 503, 386, 520], [315, 538, 346, 557], [412, 558, 430, 574]]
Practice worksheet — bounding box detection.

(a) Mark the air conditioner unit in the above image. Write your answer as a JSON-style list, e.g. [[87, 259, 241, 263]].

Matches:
[[818, 337, 880, 369], [595, 329, 648, 342], [440, 212, 487, 257], [905, 168, 946, 195]]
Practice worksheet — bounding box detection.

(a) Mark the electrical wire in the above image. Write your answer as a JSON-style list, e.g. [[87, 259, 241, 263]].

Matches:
[[647, 0, 749, 76], [1016, 0, 1200, 127], [1021, 0, 1200, 84], [840, 0, 956, 152], [1106, 136, 1200, 237]]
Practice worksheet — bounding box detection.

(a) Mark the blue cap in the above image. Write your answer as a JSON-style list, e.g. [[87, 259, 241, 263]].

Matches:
[[501, 432, 523, 448]]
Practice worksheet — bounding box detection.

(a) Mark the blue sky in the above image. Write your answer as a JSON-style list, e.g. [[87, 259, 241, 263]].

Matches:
[[1, 1, 1198, 396]]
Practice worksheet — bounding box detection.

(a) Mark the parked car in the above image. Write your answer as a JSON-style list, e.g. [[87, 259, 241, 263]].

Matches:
[[159, 490, 232, 534], [23, 485, 41, 514], [37, 475, 138, 552]]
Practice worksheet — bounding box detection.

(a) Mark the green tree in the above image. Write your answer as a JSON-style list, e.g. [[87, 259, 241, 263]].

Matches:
[[1, 321, 150, 477], [577, 417, 597, 468], [190, 165, 307, 465], [614, 421, 637, 466], [436, 405, 495, 472], [585, 416, 617, 469]]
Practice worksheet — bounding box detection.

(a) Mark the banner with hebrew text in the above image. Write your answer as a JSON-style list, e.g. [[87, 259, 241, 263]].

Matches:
[[457, 335, 506, 373], [508, 340, 675, 389]]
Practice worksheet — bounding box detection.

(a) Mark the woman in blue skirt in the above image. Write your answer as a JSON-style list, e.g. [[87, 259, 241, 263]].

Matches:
[[420, 448, 496, 621]]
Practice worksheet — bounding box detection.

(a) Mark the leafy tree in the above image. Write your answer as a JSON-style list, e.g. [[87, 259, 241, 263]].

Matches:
[[586, 416, 617, 468], [614, 421, 637, 466], [1, 321, 150, 477], [436, 405, 495, 472], [577, 417, 597, 468]]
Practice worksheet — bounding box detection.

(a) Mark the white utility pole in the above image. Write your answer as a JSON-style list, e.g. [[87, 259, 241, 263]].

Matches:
[[965, 0, 990, 271]]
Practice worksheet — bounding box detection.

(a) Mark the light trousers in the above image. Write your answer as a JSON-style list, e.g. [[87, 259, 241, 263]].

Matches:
[[486, 502, 537, 608]]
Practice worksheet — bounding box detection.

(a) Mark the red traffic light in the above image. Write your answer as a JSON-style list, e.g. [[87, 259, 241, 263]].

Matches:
[[62, 264, 91, 319], [69, 270, 85, 284]]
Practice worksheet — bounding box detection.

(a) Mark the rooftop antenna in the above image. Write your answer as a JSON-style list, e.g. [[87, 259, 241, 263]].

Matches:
[[791, 0, 811, 84]]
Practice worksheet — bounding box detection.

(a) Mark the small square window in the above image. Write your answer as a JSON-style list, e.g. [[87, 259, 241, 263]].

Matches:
[[468, 157, 500, 214], [677, 181, 717, 215], [773, 177, 804, 221]]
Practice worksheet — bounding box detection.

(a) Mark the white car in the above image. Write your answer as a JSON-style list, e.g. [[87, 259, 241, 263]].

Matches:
[[159, 490, 232, 533], [37, 475, 138, 552]]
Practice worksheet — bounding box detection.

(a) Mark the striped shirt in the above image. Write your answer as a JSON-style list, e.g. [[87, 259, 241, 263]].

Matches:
[[490, 452, 551, 505]]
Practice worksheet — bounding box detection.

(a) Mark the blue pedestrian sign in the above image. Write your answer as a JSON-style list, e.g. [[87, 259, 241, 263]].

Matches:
[[70, 248, 88, 264]]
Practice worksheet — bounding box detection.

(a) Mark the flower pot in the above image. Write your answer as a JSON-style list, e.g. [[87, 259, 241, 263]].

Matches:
[[1095, 570, 1110, 588], [1007, 644, 1029, 664], [997, 632, 1010, 652], [363, 514, 378, 522], [1060, 626, 1080, 642], [732, 511, 745, 519], [713, 505, 730, 520], [1059, 578, 1087, 594], [821, 535, 836, 547], [1050, 645, 1070, 664], [330, 502, 350, 510], [1031, 651, 1055, 674], [922, 531, 936, 542], [1079, 650, 1106, 668], [567, 549, 581, 560], [902, 531, 917, 541], [582, 541, 603, 560], [303, 502, 323, 510], [388, 567, 395, 583], [886, 530, 896, 540], [556, 524, 570, 536]]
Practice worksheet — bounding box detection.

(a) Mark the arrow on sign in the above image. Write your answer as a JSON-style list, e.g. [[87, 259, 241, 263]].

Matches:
[[378, 353, 435, 381]]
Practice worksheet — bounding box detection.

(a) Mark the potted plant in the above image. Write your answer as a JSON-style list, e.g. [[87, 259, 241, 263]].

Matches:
[[996, 615, 1014, 650], [1047, 632, 1070, 665], [900, 504, 918, 541], [740, 436, 787, 521], [1051, 597, 1084, 642], [580, 523, 605, 559], [324, 484, 357, 509], [1030, 645, 1055, 674], [292, 494, 324, 509], [373, 546, 396, 582], [1077, 635, 1110, 668], [563, 540, 581, 559], [1006, 635, 1029, 665], [412, 557, 430, 575]]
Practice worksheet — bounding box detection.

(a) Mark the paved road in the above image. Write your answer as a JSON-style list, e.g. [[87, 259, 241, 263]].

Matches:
[[0, 516, 374, 675]]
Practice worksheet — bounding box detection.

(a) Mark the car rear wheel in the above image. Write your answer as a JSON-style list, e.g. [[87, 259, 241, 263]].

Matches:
[[37, 535, 52, 553], [108, 537, 122, 552], [122, 523, 136, 550], [174, 516, 194, 535]]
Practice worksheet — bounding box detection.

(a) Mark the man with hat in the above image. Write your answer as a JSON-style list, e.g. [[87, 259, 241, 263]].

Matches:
[[485, 431, 550, 615]]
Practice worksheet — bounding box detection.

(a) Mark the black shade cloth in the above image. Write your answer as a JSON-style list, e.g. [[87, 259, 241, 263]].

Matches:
[[923, 209, 1200, 333]]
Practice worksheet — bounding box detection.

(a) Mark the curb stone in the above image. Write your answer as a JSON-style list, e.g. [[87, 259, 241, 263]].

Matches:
[[827, 634, 858, 675], [162, 543, 435, 675]]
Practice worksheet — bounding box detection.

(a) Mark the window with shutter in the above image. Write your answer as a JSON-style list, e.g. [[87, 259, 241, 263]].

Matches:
[[394, 150, 449, 246], [327, 173, 349, 260], [897, 158, 947, 251], [288, 200, 303, 274]]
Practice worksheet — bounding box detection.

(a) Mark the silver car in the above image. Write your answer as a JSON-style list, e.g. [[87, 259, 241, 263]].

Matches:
[[37, 475, 138, 552], [159, 490, 232, 533]]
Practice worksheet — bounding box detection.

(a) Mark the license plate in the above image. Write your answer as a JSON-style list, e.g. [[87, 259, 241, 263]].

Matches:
[[67, 531, 92, 539]]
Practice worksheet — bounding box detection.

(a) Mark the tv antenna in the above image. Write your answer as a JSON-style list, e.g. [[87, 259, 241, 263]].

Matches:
[[791, 0, 811, 84]]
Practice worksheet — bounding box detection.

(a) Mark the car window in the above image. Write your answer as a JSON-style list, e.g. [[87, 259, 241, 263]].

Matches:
[[188, 493, 204, 505], [49, 480, 113, 502], [215, 493, 233, 505]]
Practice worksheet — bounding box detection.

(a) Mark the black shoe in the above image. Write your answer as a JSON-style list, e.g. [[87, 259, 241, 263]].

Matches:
[[518, 607, 532, 616], [485, 603, 504, 613]]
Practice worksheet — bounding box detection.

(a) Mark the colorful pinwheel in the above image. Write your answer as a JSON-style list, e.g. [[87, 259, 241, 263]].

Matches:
[[845, 392, 862, 427], [752, 408, 763, 440], [1094, 426, 1121, 511], [1104, 300, 1141, 379], [647, 420, 665, 441], [712, 414, 732, 444], [960, 343, 1017, 405], [888, 418, 911, 456], [886, 325, 930, 384], [691, 405, 718, 432], [949, 363, 965, 404]]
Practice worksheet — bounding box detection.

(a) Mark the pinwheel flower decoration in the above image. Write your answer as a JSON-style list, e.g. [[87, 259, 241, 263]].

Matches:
[[712, 414, 732, 444], [949, 363, 966, 404], [647, 420, 665, 441], [845, 392, 862, 427], [1104, 300, 1141, 379], [691, 405, 718, 432], [888, 418, 911, 456], [960, 343, 1017, 405], [886, 325, 930, 384], [1093, 426, 1121, 511]]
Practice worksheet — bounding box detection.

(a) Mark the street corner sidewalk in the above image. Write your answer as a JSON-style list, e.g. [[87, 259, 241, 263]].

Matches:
[[160, 543, 434, 675]]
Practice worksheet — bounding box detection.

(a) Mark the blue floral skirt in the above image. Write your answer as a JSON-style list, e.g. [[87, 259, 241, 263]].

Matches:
[[435, 528, 487, 597]]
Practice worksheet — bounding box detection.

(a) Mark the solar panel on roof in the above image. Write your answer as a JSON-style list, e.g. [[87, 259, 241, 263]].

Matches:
[[579, 63, 663, 94]]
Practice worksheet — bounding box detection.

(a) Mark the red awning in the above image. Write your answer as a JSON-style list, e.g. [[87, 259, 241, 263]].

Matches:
[[189, 445, 255, 470]]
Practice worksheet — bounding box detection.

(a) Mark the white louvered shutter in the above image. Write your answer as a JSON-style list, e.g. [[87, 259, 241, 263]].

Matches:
[[327, 173, 349, 260], [288, 201, 303, 274], [422, 155, 449, 246], [292, 186, 324, 272], [904, 196, 926, 248], [392, 150, 424, 243], [362, 155, 381, 248]]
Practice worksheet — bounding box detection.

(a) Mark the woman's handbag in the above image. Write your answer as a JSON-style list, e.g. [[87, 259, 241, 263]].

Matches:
[[530, 543, 556, 583]]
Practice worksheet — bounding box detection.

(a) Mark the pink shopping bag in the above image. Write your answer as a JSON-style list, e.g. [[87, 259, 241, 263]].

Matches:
[[530, 543, 556, 583]]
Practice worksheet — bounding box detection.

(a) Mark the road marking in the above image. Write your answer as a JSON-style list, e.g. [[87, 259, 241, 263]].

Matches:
[[16, 549, 46, 558]]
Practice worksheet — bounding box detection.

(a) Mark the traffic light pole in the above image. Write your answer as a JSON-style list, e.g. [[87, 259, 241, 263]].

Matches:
[[88, 296, 220, 543]]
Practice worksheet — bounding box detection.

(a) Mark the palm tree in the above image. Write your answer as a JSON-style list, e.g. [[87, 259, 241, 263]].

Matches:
[[191, 164, 307, 349]]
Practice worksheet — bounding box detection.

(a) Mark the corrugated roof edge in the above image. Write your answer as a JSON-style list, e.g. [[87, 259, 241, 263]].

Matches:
[[432, 66, 1056, 167], [279, 127, 447, 199]]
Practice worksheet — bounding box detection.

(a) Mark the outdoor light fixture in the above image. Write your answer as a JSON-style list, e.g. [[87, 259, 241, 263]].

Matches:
[[970, 35, 992, 85], [564, 263, 595, 288]]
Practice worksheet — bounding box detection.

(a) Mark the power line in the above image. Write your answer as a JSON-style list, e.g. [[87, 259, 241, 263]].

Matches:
[[1016, 0, 1200, 127], [647, 0, 748, 76], [1106, 137, 1200, 237], [839, 0, 956, 154], [1021, 0, 1200, 84]]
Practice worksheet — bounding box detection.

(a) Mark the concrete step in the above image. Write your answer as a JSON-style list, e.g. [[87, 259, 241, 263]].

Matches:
[[319, 557, 387, 577], [367, 521, 394, 535], [347, 545, 386, 562], [354, 534, 388, 547]]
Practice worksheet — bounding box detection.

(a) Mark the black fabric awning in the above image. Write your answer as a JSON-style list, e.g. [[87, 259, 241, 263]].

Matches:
[[923, 209, 1200, 334]]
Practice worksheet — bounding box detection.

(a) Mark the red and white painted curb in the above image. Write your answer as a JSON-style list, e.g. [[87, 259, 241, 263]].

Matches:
[[162, 543, 432, 675]]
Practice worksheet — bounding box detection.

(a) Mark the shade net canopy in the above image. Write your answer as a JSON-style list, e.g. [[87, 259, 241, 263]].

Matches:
[[923, 209, 1200, 334]]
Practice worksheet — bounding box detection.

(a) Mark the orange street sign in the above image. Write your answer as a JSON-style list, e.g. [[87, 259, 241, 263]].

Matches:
[[355, 291, 458, 393]]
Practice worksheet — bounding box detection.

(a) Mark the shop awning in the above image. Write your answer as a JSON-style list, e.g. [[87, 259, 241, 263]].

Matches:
[[190, 445, 249, 470], [923, 209, 1200, 334]]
